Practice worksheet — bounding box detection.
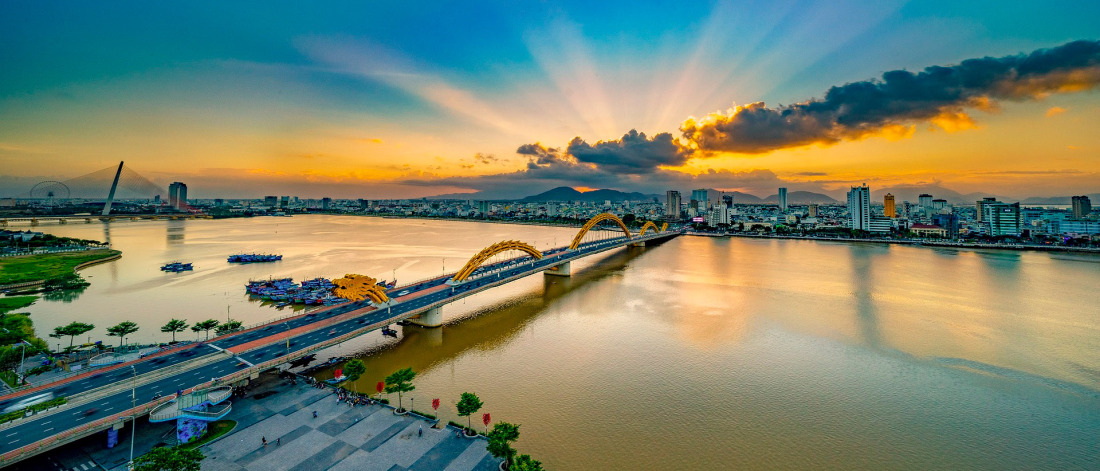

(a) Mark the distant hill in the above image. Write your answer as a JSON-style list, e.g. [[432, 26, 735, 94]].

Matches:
[[722, 191, 763, 204], [520, 186, 656, 202], [871, 184, 1006, 205], [1019, 193, 1100, 205], [762, 191, 838, 204]]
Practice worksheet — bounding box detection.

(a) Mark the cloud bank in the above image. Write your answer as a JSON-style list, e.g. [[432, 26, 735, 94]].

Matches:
[[680, 40, 1100, 153]]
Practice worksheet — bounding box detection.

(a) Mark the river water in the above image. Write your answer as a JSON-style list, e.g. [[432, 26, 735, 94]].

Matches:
[[18, 215, 1100, 469]]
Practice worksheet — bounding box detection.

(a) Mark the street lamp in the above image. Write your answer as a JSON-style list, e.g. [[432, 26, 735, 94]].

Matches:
[[129, 365, 137, 469]]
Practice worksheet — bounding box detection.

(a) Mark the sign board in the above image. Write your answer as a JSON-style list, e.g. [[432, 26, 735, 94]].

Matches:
[[692, 217, 705, 222]]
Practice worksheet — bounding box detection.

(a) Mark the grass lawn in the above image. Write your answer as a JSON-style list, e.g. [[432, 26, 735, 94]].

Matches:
[[0, 250, 120, 285], [0, 296, 37, 314], [181, 420, 237, 449]]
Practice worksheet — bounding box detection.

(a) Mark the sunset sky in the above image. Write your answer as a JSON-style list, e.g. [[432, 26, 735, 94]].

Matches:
[[1, 1, 1098, 200]]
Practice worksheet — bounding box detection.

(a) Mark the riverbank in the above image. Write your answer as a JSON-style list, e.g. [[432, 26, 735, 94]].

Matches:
[[692, 231, 1100, 253], [0, 249, 121, 290]]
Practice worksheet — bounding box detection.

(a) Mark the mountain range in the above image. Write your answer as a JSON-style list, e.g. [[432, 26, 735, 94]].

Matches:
[[428, 185, 1096, 206]]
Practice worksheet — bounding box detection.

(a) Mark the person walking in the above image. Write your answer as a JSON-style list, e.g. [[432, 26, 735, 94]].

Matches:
[[313, 411, 318, 418], [418, 425, 423, 437], [277, 437, 281, 446], [262, 436, 267, 447]]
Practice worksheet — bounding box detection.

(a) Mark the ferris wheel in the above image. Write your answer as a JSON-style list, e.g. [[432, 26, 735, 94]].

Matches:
[[30, 181, 71, 205]]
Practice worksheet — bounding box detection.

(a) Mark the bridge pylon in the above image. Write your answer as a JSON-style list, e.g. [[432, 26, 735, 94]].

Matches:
[[406, 306, 444, 327], [544, 260, 571, 277]]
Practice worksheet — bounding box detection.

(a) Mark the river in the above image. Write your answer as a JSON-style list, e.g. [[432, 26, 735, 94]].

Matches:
[[17, 215, 1100, 469]]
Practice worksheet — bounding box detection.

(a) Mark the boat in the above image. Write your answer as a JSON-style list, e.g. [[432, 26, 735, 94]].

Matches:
[[228, 254, 283, 263], [324, 375, 347, 385], [160, 262, 193, 272]]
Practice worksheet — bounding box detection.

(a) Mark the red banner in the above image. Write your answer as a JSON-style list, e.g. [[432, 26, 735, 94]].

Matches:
[[334, 368, 342, 378], [482, 413, 491, 426], [376, 381, 384, 393], [432, 398, 440, 410]]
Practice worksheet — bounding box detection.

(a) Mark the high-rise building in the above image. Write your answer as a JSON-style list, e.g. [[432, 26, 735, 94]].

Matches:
[[665, 190, 682, 220], [321, 197, 332, 210], [168, 182, 187, 210], [778, 187, 788, 213], [932, 199, 948, 210], [976, 197, 998, 223], [986, 202, 1021, 236], [847, 184, 871, 231], [264, 196, 278, 207], [919, 194, 933, 209], [884, 193, 896, 218], [931, 213, 959, 238], [722, 194, 734, 209], [478, 200, 490, 217], [690, 189, 708, 211], [807, 203, 818, 218], [279, 196, 289, 208], [1072, 195, 1092, 219]]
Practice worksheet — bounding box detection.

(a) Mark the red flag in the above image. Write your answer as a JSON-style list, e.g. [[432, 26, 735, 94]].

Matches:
[[334, 368, 342, 378], [432, 398, 440, 410], [482, 413, 491, 426], [376, 381, 384, 393]]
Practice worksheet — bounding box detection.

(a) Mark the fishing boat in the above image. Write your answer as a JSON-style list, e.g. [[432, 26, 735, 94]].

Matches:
[[160, 262, 193, 272], [228, 253, 283, 263]]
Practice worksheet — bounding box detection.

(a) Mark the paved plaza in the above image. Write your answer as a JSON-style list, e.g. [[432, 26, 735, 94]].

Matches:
[[200, 376, 501, 471]]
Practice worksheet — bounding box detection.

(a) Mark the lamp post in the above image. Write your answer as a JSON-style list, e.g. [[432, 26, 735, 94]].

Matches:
[[129, 365, 137, 469], [16, 341, 27, 384]]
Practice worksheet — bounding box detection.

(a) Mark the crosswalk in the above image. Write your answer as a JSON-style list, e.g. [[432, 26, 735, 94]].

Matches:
[[47, 457, 101, 471]]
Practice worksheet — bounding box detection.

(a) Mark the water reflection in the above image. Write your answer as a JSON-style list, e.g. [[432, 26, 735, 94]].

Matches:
[[166, 219, 186, 245], [335, 246, 652, 390]]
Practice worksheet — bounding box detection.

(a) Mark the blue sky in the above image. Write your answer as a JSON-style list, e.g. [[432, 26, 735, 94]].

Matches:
[[2, 1, 1098, 198]]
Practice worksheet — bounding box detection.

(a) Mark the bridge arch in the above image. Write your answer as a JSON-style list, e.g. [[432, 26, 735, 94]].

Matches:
[[569, 213, 632, 250], [639, 221, 661, 235], [452, 240, 543, 282], [332, 274, 391, 303]]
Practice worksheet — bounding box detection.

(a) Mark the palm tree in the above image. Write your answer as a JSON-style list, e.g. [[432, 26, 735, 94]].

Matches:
[[106, 321, 139, 347], [193, 319, 220, 340], [160, 319, 189, 343]]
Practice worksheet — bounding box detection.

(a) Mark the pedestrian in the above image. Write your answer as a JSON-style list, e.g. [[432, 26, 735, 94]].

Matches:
[[262, 436, 267, 447], [313, 411, 318, 418], [418, 425, 423, 437], [277, 437, 281, 446]]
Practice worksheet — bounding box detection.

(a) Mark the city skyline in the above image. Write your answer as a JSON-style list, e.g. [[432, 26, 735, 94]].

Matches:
[[2, 1, 1099, 200]]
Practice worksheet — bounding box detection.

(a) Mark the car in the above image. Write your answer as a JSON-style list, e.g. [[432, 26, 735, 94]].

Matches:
[[397, 291, 410, 296], [2, 392, 55, 413]]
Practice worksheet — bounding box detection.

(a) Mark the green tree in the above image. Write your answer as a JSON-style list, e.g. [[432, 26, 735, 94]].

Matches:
[[343, 359, 367, 393], [455, 392, 483, 433], [160, 319, 189, 343], [486, 422, 520, 469], [53, 322, 95, 349], [192, 319, 220, 340], [132, 445, 205, 471], [106, 321, 139, 347], [214, 320, 242, 336], [383, 367, 416, 411], [511, 454, 545, 471]]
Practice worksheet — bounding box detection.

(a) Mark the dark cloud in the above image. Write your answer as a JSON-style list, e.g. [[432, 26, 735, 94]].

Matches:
[[566, 130, 690, 174], [515, 143, 568, 166], [681, 40, 1100, 153]]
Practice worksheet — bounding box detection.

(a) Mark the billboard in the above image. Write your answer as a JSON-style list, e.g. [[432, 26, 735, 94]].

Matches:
[[691, 217, 705, 222]]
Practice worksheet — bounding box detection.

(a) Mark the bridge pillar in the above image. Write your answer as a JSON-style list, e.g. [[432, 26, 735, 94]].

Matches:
[[630, 240, 644, 247], [544, 260, 571, 277], [30, 218, 38, 226], [407, 306, 444, 328]]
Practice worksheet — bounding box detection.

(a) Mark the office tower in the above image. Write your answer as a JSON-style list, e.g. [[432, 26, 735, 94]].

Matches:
[[847, 184, 871, 231], [279, 196, 289, 208], [932, 199, 947, 210], [976, 197, 998, 223], [153, 194, 161, 205], [884, 193, 896, 218], [778, 187, 788, 213], [264, 196, 278, 207], [1072, 195, 1092, 219], [986, 202, 1022, 236], [666, 190, 682, 220], [690, 189, 709, 210], [931, 213, 959, 238], [478, 200, 490, 216], [807, 203, 818, 218], [168, 182, 187, 210], [321, 197, 332, 210], [722, 194, 734, 209], [919, 194, 933, 209]]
